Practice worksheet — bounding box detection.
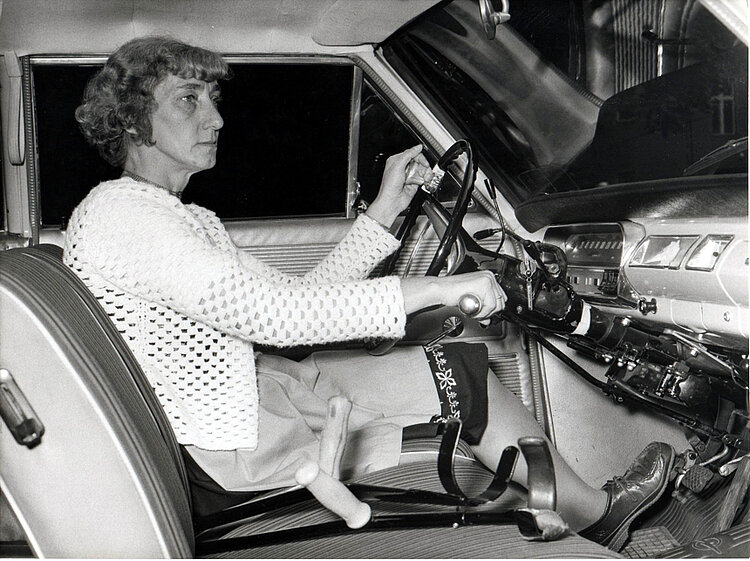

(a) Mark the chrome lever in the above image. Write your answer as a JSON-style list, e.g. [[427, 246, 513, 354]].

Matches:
[[427, 316, 465, 347], [520, 259, 536, 311], [0, 368, 44, 448], [719, 452, 750, 476]]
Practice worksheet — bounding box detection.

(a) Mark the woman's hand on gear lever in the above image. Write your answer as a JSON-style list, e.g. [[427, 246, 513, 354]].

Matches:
[[400, 271, 506, 320]]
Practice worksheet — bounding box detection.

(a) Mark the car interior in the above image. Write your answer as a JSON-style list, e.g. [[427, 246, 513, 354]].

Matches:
[[0, 0, 748, 558]]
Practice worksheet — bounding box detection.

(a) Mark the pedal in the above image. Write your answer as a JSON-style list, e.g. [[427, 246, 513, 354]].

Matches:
[[681, 464, 714, 494]]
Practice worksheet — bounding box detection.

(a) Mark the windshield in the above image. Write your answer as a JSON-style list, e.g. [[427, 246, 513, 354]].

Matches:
[[383, 0, 748, 205]]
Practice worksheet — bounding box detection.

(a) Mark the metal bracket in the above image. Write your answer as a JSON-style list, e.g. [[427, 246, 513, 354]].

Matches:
[[437, 419, 518, 505], [0, 368, 44, 448]]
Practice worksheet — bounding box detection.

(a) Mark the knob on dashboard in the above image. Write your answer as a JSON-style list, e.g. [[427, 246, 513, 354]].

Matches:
[[638, 298, 658, 315]]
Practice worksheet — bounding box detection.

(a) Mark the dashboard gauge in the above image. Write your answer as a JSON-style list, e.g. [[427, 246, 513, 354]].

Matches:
[[544, 224, 628, 300], [629, 235, 700, 269], [685, 235, 734, 271], [565, 233, 623, 266]]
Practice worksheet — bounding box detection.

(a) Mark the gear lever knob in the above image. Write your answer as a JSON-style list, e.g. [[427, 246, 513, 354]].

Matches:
[[458, 293, 481, 317]]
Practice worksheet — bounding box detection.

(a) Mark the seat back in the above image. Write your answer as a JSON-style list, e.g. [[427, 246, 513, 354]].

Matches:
[[0, 246, 194, 557]]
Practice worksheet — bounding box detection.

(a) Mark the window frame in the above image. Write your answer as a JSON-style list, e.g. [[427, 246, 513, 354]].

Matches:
[[28, 54, 371, 235]]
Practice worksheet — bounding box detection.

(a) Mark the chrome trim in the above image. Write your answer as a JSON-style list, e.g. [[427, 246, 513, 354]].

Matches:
[[4, 52, 25, 165], [22, 57, 39, 244], [346, 66, 363, 218], [656, 0, 666, 76], [685, 234, 734, 272], [29, 54, 356, 65], [29, 56, 108, 65], [628, 235, 700, 269], [527, 341, 556, 444], [223, 55, 353, 65], [616, 221, 648, 303]]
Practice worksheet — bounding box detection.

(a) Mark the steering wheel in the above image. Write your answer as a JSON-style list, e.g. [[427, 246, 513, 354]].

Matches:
[[380, 139, 479, 278], [367, 140, 480, 355]]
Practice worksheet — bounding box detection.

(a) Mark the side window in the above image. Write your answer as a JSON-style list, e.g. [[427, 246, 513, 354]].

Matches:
[[356, 82, 420, 204], [33, 61, 355, 227], [34, 65, 120, 228], [186, 64, 353, 219]]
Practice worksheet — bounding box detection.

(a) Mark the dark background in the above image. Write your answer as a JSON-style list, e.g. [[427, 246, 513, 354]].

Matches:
[[35, 63, 353, 226]]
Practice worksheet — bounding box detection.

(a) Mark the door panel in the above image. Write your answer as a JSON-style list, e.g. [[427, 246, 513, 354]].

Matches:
[[226, 212, 500, 278], [226, 217, 355, 276], [226, 211, 538, 423]]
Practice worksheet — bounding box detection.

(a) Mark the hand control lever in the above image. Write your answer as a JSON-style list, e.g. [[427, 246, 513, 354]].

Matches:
[[458, 293, 481, 317], [427, 316, 464, 347], [295, 397, 372, 529]]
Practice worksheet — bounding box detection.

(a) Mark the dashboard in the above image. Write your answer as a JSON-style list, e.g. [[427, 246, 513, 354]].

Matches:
[[543, 217, 749, 347]]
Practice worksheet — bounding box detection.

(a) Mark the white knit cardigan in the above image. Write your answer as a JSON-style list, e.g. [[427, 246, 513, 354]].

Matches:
[[63, 178, 407, 450]]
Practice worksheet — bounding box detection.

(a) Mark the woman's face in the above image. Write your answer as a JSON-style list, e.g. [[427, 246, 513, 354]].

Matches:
[[144, 73, 224, 176]]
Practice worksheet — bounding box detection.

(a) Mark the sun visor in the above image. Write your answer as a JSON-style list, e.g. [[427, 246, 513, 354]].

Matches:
[[698, 0, 748, 45], [0, 0, 341, 55], [313, 0, 443, 46]]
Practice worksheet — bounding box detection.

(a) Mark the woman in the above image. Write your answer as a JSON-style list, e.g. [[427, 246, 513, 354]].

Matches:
[[64, 36, 673, 548]]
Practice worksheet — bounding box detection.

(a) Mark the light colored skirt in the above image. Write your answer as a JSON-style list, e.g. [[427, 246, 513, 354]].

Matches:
[[186, 346, 441, 492]]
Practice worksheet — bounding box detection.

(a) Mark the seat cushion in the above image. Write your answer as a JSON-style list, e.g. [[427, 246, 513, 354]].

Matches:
[[199, 460, 621, 558]]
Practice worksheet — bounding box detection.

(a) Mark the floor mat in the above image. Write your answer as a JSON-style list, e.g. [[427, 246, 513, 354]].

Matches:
[[620, 476, 736, 557], [659, 522, 750, 558], [622, 527, 680, 559]]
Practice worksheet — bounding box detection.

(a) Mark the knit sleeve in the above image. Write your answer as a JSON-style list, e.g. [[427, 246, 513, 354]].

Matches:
[[236, 214, 401, 285], [66, 190, 406, 347]]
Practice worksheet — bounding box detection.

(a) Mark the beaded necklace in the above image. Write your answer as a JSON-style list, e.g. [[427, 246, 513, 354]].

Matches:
[[122, 170, 182, 199]]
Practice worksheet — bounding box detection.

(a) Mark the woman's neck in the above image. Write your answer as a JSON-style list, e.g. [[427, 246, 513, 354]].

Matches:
[[123, 154, 192, 197], [121, 170, 184, 199]]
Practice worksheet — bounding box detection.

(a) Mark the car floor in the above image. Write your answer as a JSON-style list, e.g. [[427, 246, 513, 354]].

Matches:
[[542, 341, 691, 488], [623, 476, 750, 558], [540, 340, 750, 558]]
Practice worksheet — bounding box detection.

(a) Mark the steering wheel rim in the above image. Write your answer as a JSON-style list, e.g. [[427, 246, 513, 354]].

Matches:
[[425, 140, 477, 276], [366, 140, 478, 355], [379, 139, 478, 278]]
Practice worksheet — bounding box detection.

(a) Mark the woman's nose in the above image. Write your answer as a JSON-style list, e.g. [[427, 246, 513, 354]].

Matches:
[[204, 103, 223, 130]]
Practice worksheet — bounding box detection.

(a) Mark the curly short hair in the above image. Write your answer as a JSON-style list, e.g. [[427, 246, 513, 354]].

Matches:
[[75, 36, 230, 167]]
